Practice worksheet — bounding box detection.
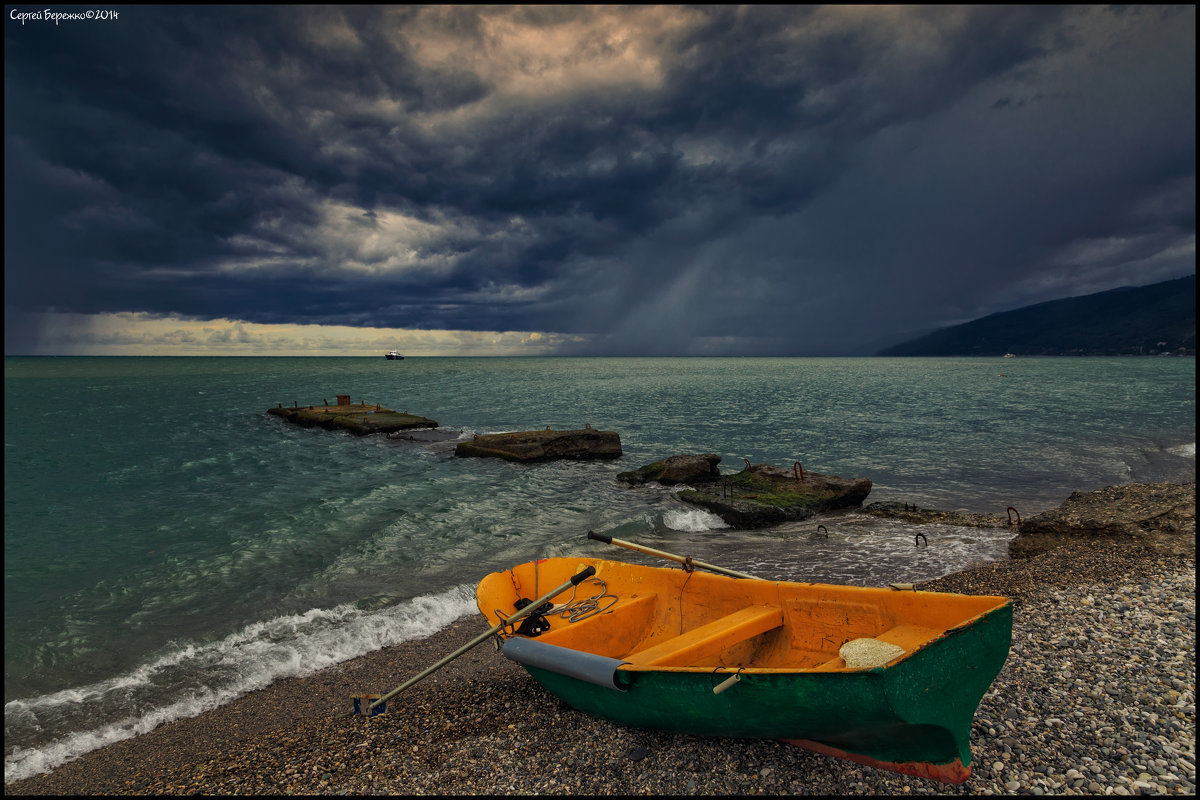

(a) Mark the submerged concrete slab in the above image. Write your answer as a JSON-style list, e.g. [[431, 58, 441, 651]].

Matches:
[[454, 426, 622, 462], [268, 401, 438, 435]]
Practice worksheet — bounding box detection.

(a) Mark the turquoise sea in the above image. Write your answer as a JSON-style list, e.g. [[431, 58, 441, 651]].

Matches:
[[4, 356, 1195, 782]]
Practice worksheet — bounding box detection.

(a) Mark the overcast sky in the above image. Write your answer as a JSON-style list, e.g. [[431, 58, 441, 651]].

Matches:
[[4, 5, 1195, 356]]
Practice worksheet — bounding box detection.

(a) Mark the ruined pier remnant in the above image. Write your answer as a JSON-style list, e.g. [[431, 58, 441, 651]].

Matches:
[[617, 454, 722, 486], [267, 397, 438, 436], [454, 426, 622, 462], [619, 455, 873, 529], [673, 462, 872, 528]]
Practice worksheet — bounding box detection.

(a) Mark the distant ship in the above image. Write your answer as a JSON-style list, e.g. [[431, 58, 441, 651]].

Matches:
[[1003, 353, 1016, 358], [385, 351, 404, 360]]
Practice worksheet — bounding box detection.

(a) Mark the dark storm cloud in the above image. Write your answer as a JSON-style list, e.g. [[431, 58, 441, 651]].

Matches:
[[4, 5, 1194, 354]]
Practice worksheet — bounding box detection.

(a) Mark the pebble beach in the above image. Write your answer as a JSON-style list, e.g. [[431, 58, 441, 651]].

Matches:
[[7, 538, 1195, 796]]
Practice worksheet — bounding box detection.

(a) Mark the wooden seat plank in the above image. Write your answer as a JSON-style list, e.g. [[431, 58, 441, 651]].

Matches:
[[624, 604, 783, 667]]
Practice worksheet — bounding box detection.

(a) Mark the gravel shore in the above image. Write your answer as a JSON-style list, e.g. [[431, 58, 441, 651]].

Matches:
[[7, 540, 1195, 796]]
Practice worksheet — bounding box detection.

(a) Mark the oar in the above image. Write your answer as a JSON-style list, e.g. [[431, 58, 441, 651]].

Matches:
[[355, 565, 597, 715], [586, 531, 760, 580]]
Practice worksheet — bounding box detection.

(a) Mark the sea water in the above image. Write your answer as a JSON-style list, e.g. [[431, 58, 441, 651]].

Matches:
[[4, 356, 1195, 782]]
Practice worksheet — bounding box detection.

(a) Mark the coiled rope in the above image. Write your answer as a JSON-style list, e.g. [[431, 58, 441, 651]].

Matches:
[[548, 577, 618, 622], [493, 577, 618, 634]]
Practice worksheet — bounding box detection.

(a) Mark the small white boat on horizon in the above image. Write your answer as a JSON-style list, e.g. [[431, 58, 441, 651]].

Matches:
[[385, 351, 404, 360]]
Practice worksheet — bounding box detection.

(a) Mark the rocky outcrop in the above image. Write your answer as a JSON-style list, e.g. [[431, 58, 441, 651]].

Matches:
[[617, 454, 722, 486], [671, 461, 872, 529], [454, 427, 622, 462], [1008, 482, 1196, 559], [267, 402, 438, 435]]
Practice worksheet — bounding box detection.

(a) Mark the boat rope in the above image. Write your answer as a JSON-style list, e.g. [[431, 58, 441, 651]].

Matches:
[[548, 577, 618, 623], [676, 568, 696, 635], [494, 577, 618, 634]]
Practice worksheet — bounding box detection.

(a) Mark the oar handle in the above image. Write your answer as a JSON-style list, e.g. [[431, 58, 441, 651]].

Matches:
[[369, 565, 596, 711], [587, 531, 759, 581]]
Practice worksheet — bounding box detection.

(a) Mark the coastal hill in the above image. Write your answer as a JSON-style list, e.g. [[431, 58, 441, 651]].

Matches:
[[878, 274, 1195, 356]]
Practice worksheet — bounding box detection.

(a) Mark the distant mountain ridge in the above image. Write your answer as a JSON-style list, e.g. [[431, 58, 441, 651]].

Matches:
[[878, 274, 1196, 357]]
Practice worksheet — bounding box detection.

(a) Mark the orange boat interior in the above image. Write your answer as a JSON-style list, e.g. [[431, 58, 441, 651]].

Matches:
[[476, 557, 1010, 673]]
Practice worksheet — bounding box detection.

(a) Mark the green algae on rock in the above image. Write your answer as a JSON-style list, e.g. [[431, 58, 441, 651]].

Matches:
[[616, 454, 722, 486], [620, 456, 873, 529], [679, 464, 872, 527]]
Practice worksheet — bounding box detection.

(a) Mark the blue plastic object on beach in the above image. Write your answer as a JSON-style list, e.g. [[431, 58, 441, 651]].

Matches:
[[352, 695, 385, 716]]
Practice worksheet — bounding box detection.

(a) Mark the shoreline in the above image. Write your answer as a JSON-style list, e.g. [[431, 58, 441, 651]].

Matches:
[[7, 489, 1190, 796], [7, 538, 1194, 795]]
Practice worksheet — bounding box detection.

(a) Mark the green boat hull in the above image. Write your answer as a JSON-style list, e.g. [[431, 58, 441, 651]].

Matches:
[[518, 602, 1012, 782]]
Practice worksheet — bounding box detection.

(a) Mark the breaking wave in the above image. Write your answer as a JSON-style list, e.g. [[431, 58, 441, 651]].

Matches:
[[4, 585, 477, 784], [662, 508, 730, 532]]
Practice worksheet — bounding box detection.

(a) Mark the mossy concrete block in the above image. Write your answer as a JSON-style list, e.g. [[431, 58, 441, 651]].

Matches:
[[455, 428, 622, 462], [617, 454, 722, 486], [676, 489, 800, 528], [674, 462, 872, 529], [267, 403, 438, 436]]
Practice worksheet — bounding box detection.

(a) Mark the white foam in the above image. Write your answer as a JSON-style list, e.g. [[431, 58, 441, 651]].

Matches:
[[1167, 442, 1195, 458], [4, 585, 477, 784], [662, 508, 730, 532]]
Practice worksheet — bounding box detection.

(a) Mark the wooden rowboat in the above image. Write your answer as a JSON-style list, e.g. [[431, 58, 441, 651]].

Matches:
[[476, 555, 1012, 783]]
